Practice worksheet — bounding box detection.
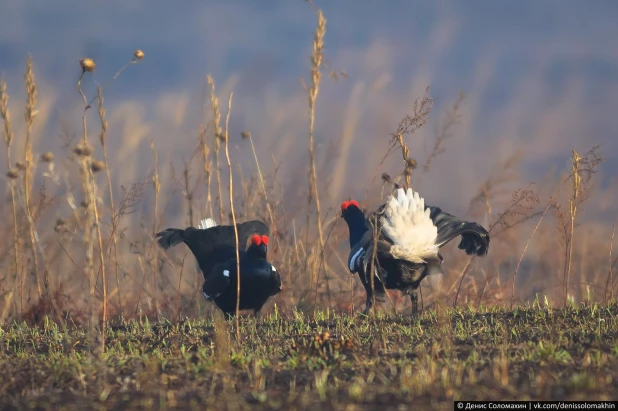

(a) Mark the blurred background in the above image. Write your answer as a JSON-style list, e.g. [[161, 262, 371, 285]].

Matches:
[[0, 0, 617, 320]]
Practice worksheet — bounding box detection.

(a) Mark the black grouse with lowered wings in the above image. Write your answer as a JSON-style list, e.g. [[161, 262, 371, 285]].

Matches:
[[202, 234, 282, 317], [341, 188, 489, 315], [156, 218, 281, 316]]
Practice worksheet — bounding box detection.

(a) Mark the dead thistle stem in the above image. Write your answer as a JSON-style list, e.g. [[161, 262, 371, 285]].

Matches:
[[97, 86, 122, 312], [207, 75, 225, 224], [0, 80, 22, 314], [151, 141, 160, 319], [24, 56, 43, 299], [306, 3, 326, 304], [221, 92, 241, 341], [564, 150, 581, 305], [77, 69, 98, 348]]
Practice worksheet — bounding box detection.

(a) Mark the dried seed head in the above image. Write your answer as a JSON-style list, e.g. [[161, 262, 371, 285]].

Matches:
[[15, 161, 26, 170], [80, 199, 89, 208], [73, 143, 92, 157], [241, 131, 251, 140], [91, 160, 105, 173], [41, 152, 54, 163], [133, 49, 145, 60], [7, 169, 19, 179], [54, 218, 67, 233], [79, 58, 96, 73], [406, 157, 417, 169], [216, 133, 227, 142], [381, 172, 392, 184]]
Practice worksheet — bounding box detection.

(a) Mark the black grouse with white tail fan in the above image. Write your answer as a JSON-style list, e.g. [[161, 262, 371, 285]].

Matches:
[[341, 188, 489, 315], [203, 234, 282, 317]]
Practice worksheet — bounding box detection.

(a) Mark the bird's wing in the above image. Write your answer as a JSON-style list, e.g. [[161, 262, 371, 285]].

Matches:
[[426, 205, 490, 257], [347, 229, 374, 273], [202, 261, 233, 301]]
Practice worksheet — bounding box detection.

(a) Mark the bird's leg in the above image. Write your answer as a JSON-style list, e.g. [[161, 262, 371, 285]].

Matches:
[[410, 289, 419, 317], [362, 293, 373, 315]]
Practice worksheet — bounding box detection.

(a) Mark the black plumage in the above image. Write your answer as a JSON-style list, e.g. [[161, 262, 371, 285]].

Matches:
[[341, 191, 489, 316], [156, 219, 281, 317], [203, 234, 282, 317], [156, 219, 269, 280]]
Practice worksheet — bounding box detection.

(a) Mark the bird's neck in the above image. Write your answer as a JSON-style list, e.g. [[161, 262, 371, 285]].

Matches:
[[345, 210, 369, 246]]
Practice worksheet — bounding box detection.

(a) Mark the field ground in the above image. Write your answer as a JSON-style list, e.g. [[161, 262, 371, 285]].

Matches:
[[1, 302, 617, 410]]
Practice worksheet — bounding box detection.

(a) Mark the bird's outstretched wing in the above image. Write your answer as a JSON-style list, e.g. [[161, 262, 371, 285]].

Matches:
[[426, 206, 490, 257]]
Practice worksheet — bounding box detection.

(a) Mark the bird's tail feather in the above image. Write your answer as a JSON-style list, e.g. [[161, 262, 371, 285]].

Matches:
[[155, 229, 186, 250], [198, 218, 217, 229], [380, 188, 439, 262]]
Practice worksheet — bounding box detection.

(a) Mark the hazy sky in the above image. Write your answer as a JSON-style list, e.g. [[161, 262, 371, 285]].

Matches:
[[1, 0, 617, 220]]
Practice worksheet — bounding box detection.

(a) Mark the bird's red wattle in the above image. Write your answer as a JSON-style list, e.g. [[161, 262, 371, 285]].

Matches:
[[251, 234, 261, 246]]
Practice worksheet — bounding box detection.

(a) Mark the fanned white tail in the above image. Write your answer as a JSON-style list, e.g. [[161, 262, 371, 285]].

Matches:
[[198, 218, 217, 229], [380, 188, 439, 262]]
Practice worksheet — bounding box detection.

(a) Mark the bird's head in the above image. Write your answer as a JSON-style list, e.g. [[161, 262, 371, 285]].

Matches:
[[340, 200, 362, 219], [249, 234, 269, 258]]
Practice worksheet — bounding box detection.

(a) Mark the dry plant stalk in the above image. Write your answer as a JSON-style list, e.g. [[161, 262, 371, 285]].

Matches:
[[454, 181, 540, 307], [552, 146, 605, 305], [97, 87, 122, 311], [305, 3, 327, 301], [199, 123, 214, 220], [418, 91, 464, 188], [391, 87, 433, 190], [222, 92, 241, 340], [0, 80, 22, 313], [564, 150, 582, 305], [23, 56, 43, 298], [77, 63, 100, 349], [151, 141, 161, 318], [511, 200, 554, 307], [604, 220, 617, 301], [207, 75, 225, 224], [242, 131, 276, 232]]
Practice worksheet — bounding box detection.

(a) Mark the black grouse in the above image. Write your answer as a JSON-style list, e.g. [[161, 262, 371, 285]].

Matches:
[[341, 188, 490, 315], [202, 234, 282, 317], [156, 218, 281, 316], [156, 217, 269, 280]]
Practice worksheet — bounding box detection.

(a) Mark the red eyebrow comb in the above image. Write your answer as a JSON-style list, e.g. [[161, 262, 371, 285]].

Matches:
[[251, 234, 261, 246], [340, 200, 350, 211], [261, 235, 269, 246]]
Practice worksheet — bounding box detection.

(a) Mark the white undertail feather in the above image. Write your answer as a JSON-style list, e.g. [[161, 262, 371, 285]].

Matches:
[[198, 218, 217, 229], [380, 188, 439, 262]]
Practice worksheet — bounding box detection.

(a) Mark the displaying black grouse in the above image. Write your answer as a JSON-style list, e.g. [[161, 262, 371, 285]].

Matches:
[[341, 188, 490, 315], [156, 218, 281, 316], [156, 218, 269, 280], [203, 234, 282, 317]]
